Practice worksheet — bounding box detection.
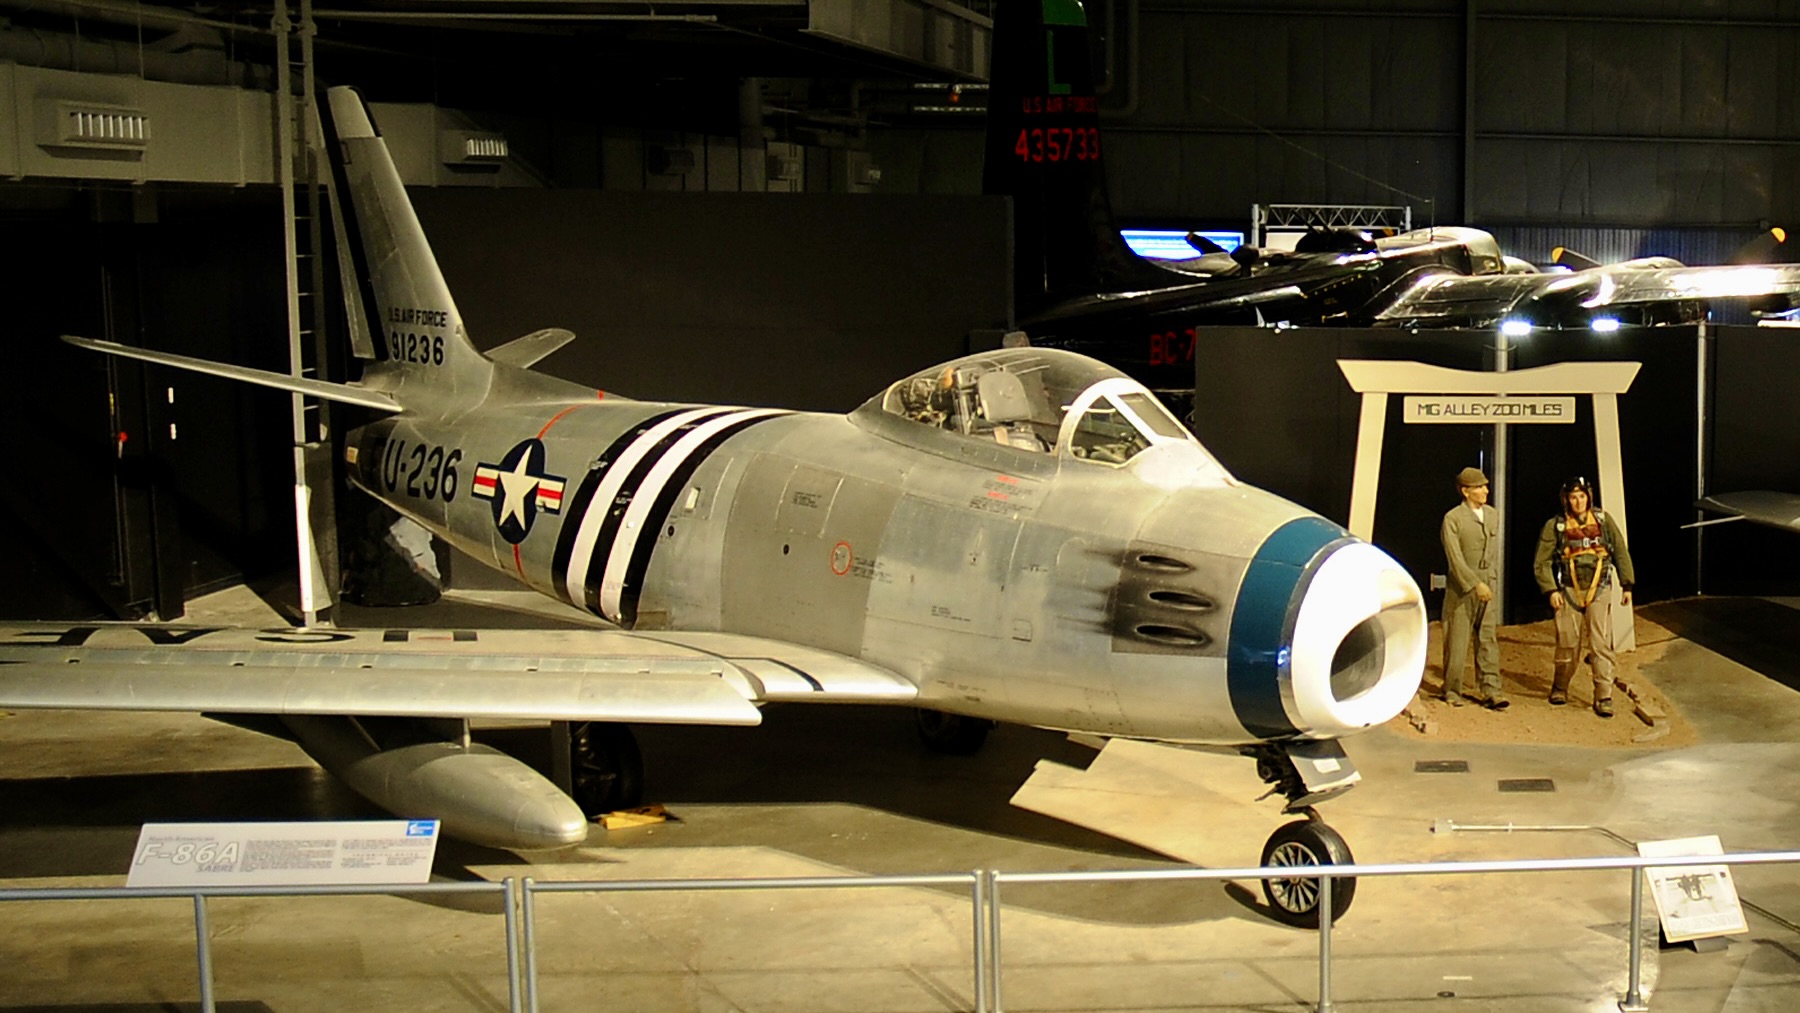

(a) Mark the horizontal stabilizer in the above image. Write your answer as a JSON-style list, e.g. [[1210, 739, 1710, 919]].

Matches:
[[487, 327, 577, 369], [62, 335, 402, 413]]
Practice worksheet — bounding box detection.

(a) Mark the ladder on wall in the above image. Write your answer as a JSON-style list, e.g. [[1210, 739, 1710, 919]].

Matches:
[[274, 0, 338, 626]]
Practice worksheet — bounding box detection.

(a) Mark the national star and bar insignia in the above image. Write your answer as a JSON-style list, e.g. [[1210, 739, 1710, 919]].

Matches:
[[472, 438, 566, 544]]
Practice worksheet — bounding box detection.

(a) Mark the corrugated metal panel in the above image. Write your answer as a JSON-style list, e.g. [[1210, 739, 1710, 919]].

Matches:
[[1486, 225, 1772, 267], [1474, 15, 1800, 139]]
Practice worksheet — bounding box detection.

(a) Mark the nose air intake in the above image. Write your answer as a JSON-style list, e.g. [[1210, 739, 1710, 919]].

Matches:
[[1227, 518, 1428, 739]]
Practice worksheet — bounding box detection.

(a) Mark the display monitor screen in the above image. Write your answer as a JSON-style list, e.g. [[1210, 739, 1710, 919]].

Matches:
[[1121, 229, 1244, 259]]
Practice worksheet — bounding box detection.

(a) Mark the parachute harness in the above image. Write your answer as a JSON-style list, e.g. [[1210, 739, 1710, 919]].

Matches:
[[1557, 511, 1611, 608]]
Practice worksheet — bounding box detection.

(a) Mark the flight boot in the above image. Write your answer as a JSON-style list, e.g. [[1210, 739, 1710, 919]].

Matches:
[[1548, 663, 1574, 706]]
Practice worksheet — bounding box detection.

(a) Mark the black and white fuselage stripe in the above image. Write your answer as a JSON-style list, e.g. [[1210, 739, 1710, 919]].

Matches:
[[559, 407, 728, 609], [543, 408, 691, 608], [596, 408, 787, 621], [560, 407, 788, 623]]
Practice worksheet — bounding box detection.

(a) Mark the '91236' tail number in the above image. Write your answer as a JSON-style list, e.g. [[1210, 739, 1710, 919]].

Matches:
[[390, 330, 444, 365]]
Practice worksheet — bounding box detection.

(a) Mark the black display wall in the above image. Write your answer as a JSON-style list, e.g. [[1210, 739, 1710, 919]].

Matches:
[[409, 190, 1011, 413], [1701, 326, 1800, 596]]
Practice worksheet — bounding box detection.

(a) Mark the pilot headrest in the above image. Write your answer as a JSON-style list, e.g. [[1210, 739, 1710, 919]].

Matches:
[[977, 371, 1032, 424]]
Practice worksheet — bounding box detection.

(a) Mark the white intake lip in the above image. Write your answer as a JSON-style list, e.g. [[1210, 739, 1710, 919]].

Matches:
[[1286, 541, 1428, 737]]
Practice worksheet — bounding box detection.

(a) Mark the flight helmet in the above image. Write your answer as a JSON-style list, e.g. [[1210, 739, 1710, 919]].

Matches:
[[1560, 475, 1595, 512]]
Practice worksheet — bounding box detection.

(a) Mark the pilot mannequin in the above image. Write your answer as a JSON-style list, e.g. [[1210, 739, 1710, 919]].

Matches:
[[1439, 467, 1506, 709]]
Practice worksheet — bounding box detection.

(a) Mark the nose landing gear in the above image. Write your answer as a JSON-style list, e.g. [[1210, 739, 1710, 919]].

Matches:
[[1244, 741, 1361, 927]]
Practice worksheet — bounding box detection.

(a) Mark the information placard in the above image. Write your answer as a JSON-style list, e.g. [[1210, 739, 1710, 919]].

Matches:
[[127, 820, 440, 888], [1638, 835, 1749, 943]]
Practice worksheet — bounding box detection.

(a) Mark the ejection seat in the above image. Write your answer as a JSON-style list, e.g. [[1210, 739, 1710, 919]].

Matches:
[[976, 371, 1046, 451]]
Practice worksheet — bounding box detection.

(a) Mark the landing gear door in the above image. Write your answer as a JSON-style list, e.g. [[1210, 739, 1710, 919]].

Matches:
[[1286, 740, 1361, 809]]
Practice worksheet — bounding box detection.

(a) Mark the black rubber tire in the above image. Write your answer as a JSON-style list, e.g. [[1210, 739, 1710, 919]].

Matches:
[[1259, 819, 1357, 928], [914, 709, 994, 755], [568, 722, 645, 817]]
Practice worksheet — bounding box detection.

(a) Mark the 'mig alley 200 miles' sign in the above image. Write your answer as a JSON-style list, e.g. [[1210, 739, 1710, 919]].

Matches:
[[1401, 396, 1576, 423]]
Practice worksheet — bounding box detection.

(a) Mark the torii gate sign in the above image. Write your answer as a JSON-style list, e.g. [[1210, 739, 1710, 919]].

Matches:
[[1336, 360, 1642, 542]]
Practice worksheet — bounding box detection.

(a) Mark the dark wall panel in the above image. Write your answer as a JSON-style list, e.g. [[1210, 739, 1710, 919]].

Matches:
[[410, 190, 1011, 413], [1704, 325, 1800, 596]]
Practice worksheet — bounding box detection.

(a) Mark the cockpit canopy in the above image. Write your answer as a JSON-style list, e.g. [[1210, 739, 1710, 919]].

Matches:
[[867, 347, 1229, 474], [1379, 226, 1507, 276]]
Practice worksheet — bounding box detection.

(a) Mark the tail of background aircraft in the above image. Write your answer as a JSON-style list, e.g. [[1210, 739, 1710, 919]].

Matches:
[[320, 87, 497, 404], [983, 0, 1172, 321]]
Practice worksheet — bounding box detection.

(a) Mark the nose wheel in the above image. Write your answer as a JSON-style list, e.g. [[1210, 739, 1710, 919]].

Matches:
[[1259, 816, 1356, 927], [914, 708, 994, 755]]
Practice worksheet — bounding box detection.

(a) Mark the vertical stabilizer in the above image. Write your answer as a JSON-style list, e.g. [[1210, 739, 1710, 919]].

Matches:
[[984, 0, 1171, 320], [322, 87, 494, 404]]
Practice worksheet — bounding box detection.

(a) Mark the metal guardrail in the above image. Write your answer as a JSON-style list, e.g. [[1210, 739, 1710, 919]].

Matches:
[[520, 872, 988, 1013], [0, 879, 518, 1013], [4, 850, 1798, 1012], [993, 850, 1800, 1013]]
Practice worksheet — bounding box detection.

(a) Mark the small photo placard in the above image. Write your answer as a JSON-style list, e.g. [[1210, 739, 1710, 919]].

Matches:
[[1638, 835, 1749, 943]]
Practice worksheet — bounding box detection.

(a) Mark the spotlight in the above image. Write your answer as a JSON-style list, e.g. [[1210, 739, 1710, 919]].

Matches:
[[1590, 317, 1621, 333], [1499, 319, 1532, 337]]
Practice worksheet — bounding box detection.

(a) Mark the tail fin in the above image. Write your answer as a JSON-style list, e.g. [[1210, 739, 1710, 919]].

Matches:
[[321, 87, 494, 402], [983, 0, 1172, 321]]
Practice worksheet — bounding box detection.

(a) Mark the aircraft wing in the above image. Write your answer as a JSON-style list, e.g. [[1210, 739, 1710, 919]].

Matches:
[[0, 624, 919, 725], [1376, 263, 1800, 326], [1696, 491, 1800, 532]]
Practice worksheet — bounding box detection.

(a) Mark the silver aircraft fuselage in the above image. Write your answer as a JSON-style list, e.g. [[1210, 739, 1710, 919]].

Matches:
[[349, 347, 1425, 747]]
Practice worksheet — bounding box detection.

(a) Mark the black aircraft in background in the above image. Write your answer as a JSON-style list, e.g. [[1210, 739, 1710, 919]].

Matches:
[[983, 0, 1800, 393]]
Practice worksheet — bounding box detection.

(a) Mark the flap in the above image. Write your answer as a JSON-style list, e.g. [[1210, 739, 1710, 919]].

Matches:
[[0, 623, 920, 722], [0, 624, 765, 724]]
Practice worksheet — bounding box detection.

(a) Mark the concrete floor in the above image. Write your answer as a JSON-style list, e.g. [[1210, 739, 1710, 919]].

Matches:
[[1, 590, 1799, 1011]]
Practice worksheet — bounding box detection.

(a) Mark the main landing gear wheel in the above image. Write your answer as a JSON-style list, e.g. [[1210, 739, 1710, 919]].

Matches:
[[914, 709, 994, 755], [1259, 818, 1356, 928], [568, 721, 644, 817]]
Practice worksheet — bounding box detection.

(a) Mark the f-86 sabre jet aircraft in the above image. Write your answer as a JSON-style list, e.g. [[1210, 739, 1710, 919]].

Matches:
[[987, 0, 1800, 391], [0, 85, 1427, 927]]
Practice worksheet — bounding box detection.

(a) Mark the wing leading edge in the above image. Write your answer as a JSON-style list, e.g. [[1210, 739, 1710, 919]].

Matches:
[[1377, 263, 1800, 327], [0, 624, 918, 724], [1696, 491, 1800, 532]]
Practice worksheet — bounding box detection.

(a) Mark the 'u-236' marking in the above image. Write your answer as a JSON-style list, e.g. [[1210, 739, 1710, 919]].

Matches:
[[381, 440, 462, 502]]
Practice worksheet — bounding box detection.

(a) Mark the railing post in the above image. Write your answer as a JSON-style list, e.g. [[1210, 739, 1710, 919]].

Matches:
[[523, 877, 540, 1013], [988, 870, 1005, 1013], [1620, 868, 1649, 1012], [503, 878, 522, 1013], [971, 871, 989, 1013], [1315, 875, 1335, 1013], [193, 893, 217, 1013]]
